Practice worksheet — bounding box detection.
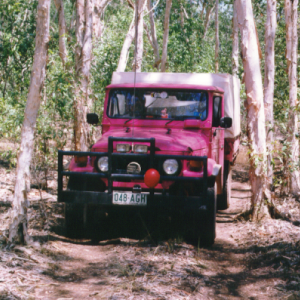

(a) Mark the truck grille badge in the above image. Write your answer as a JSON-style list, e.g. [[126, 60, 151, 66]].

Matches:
[[127, 162, 142, 174]]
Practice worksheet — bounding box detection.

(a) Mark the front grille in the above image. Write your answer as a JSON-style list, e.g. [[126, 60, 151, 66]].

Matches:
[[112, 156, 161, 175]]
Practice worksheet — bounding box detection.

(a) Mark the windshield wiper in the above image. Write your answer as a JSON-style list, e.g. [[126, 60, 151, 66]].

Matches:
[[124, 119, 132, 125], [165, 116, 185, 126]]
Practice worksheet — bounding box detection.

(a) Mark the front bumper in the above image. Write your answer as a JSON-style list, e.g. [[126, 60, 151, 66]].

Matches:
[[58, 137, 209, 210]]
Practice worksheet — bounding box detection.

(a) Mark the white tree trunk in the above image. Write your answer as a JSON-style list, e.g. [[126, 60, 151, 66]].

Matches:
[[236, 0, 268, 220], [215, 0, 219, 73], [132, 0, 147, 72], [93, 0, 110, 40], [160, 0, 172, 72], [203, 3, 215, 40], [116, 10, 136, 72], [264, 0, 276, 189], [232, 0, 239, 76], [144, 21, 154, 48], [148, 0, 160, 68], [180, 4, 184, 28], [9, 0, 51, 244], [200, 2, 206, 20], [285, 0, 300, 195], [74, 0, 94, 152], [54, 0, 68, 66]]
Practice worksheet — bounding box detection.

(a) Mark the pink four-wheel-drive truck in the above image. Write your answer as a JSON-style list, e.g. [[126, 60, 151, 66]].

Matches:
[[58, 72, 240, 246]]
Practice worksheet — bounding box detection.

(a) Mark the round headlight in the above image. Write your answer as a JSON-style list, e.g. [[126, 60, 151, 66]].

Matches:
[[97, 156, 108, 172], [163, 159, 179, 175]]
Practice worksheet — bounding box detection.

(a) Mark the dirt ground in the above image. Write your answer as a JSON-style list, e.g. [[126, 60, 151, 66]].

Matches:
[[0, 147, 300, 300]]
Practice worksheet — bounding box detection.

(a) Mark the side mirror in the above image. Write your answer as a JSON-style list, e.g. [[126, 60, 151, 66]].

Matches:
[[220, 117, 232, 128], [87, 113, 99, 125]]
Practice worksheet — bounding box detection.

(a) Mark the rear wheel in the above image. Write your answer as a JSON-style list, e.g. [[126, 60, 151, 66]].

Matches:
[[217, 161, 231, 210]]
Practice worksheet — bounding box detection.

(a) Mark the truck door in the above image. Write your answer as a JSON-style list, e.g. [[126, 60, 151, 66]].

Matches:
[[212, 95, 225, 184]]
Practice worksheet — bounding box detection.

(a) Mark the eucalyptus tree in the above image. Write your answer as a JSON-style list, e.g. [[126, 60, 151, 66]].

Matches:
[[284, 0, 300, 196], [148, 0, 160, 68], [160, 0, 172, 72], [54, 0, 68, 66], [132, 0, 147, 71], [74, 0, 94, 152], [264, 0, 277, 192], [203, 1, 215, 40], [232, 0, 239, 76], [9, 0, 51, 244], [93, 0, 111, 40], [215, 0, 219, 73], [116, 7, 136, 71], [236, 0, 268, 220]]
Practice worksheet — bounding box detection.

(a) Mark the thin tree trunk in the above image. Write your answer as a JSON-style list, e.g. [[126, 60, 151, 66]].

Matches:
[[232, 0, 239, 76], [160, 0, 172, 72], [54, 0, 68, 66], [215, 0, 219, 73], [74, 0, 94, 152], [93, 0, 110, 40], [132, 0, 147, 72], [200, 1, 206, 20], [264, 0, 276, 192], [285, 0, 300, 196], [203, 3, 215, 40], [69, 4, 76, 32], [75, 0, 85, 72], [236, 0, 269, 221], [148, 0, 160, 68], [9, 0, 51, 244], [180, 4, 184, 28], [116, 10, 136, 72], [144, 21, 154, 48]]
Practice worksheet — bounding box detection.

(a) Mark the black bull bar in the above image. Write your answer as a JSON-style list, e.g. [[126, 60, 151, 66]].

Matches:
[[58, 137, 209, 210]]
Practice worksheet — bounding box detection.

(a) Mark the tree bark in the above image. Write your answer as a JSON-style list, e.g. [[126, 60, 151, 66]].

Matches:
[[203, 3, 215, 40], [93, 0, 110, 40], [232, 0, 239, 76], [285, 0, 300, 196], [54, 0, 68, 66], [132, 0, 147, 72], [9, 0, 51, 244], [144, 21, 154, 48], [116, 10, 136, 72], [74, 0, 94, 152], [200, 1, 206, 20], [215, 0, 219, 73], [264, 0, 276, 192], [179, 5, 188, 28], [160, 0, 172, 72], [148, 0, 160, 68], [236, 0, 269, 220]]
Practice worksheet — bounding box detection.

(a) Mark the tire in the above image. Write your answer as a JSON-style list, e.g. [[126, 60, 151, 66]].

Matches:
[[64, 203, 85, 238], [192, 184, 216, 247], [65, 177, 106, 240], [217, 161, 231, 210]]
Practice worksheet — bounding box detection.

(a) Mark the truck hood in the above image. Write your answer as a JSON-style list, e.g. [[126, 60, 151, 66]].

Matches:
[[92, 127, 208, 153]]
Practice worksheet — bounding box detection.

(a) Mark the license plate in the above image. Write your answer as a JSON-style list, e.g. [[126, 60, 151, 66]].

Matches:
[[112, 192, 147, 206]]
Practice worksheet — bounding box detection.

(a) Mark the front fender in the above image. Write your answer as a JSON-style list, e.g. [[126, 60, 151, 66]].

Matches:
[[212, 163, 222, 195]]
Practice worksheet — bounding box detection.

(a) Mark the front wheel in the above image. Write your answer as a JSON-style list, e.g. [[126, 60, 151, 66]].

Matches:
[[217, 161, 231, 210], [65, 203, 85, 238], [192, 184, 216, 247]]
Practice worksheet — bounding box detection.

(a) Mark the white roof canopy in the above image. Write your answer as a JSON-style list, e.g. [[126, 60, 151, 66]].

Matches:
[[111, 72, 241, 139]]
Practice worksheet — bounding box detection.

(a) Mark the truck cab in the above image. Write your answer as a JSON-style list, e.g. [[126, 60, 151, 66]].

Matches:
[[58, 72, 240, 246]]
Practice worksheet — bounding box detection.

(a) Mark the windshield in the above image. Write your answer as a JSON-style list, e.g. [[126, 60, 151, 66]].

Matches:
[[107, 89, 208, 121]]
